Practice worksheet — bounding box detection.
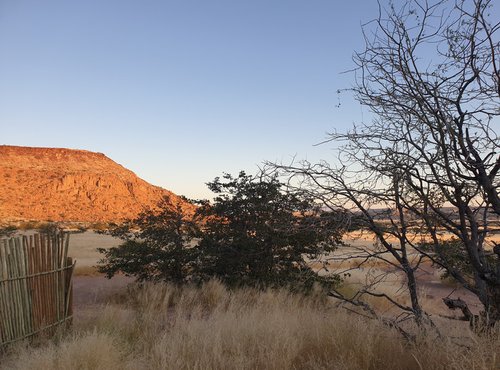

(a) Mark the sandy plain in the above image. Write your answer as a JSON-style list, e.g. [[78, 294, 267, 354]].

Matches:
[[64, 230, 488, 318]]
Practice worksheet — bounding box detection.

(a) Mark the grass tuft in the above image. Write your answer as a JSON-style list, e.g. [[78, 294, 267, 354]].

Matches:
[[1, 281, 498, 370]]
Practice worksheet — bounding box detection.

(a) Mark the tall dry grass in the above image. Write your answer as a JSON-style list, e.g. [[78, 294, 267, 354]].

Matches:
[[1, 280, 498, 370]]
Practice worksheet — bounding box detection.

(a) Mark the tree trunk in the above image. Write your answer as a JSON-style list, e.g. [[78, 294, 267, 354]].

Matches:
[[406, 266, 425, 325]]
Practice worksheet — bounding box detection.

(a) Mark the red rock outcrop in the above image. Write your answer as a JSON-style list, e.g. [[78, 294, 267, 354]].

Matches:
[[0, 145, 190, 222]]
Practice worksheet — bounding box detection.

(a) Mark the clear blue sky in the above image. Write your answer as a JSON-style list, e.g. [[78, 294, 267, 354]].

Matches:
[[0, 0, 379, 199]]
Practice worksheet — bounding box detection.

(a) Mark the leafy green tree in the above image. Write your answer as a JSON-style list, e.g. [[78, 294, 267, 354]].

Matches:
[[0, 226, 16, 238], [98, 172, 344, 290], [98, 196, 200, 283], [195, 172, 342, 289]]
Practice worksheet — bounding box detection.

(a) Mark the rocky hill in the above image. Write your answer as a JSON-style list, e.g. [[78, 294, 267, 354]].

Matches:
[[0, 145, 190, 223]]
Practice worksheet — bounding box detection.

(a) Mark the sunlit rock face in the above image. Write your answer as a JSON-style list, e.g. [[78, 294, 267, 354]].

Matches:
[[0, 145, 190, 222]]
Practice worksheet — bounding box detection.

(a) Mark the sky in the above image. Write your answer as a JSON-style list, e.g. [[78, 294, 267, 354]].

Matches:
[[0, 0, 380, 199]]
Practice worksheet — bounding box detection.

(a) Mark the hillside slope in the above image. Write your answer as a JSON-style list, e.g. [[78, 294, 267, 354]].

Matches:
[[0, 145, 189, 222]]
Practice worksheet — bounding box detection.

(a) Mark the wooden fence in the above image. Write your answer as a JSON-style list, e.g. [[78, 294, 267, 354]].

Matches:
[[0, 233, 75, 347]]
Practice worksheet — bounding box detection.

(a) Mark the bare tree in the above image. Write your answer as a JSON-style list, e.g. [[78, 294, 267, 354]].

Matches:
[[275, 0, 500, 330]]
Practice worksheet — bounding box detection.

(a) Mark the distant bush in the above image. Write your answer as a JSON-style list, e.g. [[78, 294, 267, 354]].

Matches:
[[72, 225, 88, 233], [37, 222, 62, 236], [419, 239, 496, 286], [11, 221, 70, 236], [0, 226, 17, 238], [90, 222, 111, 232], [17, 221, 40, 231]]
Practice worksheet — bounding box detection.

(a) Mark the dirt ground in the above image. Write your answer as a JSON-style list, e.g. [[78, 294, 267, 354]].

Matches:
[[68, 231, 484, 318], [334, 231, 484, 316], [67, 232, 133, 307], [72, 275, 133, 308]]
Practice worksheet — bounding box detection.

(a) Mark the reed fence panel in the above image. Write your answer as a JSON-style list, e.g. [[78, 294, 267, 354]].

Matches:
[[0, 233, 75, 347]]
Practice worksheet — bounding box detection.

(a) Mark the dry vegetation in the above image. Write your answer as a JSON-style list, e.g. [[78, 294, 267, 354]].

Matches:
[[1, 281, 498, 370], [67, 231, 121, 276]]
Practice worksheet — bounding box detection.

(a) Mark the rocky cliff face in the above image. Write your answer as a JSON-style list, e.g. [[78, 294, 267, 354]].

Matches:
[[0, 145, 189, 222]]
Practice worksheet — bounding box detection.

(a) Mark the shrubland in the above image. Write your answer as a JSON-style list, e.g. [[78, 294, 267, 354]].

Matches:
[[1, 281, 498, 370]]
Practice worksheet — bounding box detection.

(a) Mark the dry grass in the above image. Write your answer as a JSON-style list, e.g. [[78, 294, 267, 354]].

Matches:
[[72, 265, 100, 276], [1, 281, 498, 370]]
